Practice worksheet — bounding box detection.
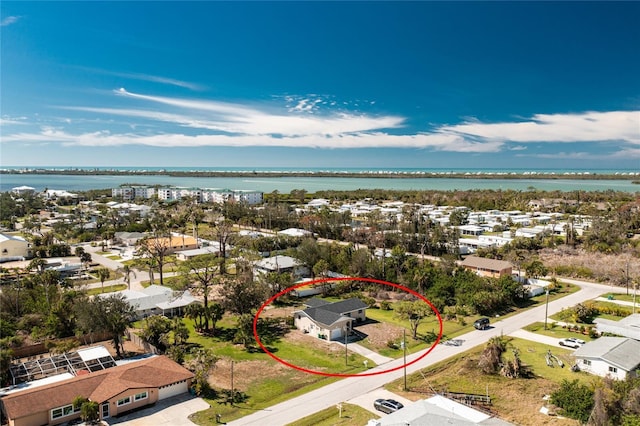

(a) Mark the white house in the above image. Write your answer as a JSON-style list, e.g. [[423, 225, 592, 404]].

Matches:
[[253, 255, 309, 278], [101, 285, 200, 319], [279, 228, 312, 238], [573, 337, 640, 380], [175, 243, 228, 261], [367, 394, 513, 426], [594, 314, 640, 341], [294, 298, 367, 341], [11, 186, 35, 195], [0, 233, 31, 262]]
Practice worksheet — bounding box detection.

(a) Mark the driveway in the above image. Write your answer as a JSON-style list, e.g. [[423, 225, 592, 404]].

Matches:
[[509, 329, 575, 350], [105, 394, 209, 426], [348, 388, 412, 416]]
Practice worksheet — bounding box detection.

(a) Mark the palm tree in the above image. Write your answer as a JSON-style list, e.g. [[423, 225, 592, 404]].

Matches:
[[95, 267, 110, 293], [119, 264, 136, 290]]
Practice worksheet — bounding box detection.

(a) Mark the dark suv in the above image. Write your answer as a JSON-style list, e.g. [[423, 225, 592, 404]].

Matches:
[[374, 399, 404, 414], [473, 317, 490, 330]]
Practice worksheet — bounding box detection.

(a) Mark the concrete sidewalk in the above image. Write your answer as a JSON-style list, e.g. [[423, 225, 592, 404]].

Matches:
[[333, 341, 394, 366], [595, 296, 638, 308], [509, 329, 571, 349]]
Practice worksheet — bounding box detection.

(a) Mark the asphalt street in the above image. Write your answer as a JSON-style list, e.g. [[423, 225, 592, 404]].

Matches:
[[228, 280, 611, 425]]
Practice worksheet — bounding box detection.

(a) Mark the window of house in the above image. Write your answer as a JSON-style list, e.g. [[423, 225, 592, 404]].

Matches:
[[609, 366, 618, 373], [358, 309, 363, 314], [51, 404, 79, 420], [583, 359, 591, 366], [117, 396, 131, 406], [134, 392, 148, 401]]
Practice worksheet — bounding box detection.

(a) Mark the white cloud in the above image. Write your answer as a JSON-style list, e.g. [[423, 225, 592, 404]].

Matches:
[[3, 88, 638, 159], [0, 116, 28, 125], [75, 67, 203, 90], [1, 16, 20, 27], [441, 111, 640, 145]]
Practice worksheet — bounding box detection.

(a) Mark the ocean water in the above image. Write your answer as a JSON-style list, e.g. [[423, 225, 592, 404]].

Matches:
[[1, 173, 639, 193]]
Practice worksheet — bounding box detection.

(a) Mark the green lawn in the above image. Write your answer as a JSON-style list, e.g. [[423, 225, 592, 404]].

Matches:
[[360, 307, 461, 357], [551, 300, 633, 323], [86, 284, 127, 295], [106, 255, 122, 261], [183, 313, 377, 425], [523, 322, 596, 341], [385, 337, 591, 425], [286, 403, 379, 426], [358, 284, 578, 359], [599, 292, 638, 303]]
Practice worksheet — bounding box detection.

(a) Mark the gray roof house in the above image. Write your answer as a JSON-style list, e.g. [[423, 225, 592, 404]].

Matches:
[[573, 337, 640, 380], [100, 285, 200, 319], [294, 298, 367, 341], [367, 395, 513, 426], [594, 313, 640, 341], [253, 255, 309, 278]]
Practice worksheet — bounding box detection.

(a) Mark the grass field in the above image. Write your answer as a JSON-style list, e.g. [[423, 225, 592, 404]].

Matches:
[[286, 403, 378, 426], [183, 314, 372, 425], [385, 337, 590, 426], [599, 292, 638, 303], [86, 284, 127, 295], [523, 322, 596, 341]]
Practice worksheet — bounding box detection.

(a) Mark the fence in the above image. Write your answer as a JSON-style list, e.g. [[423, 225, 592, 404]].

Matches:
[[125, 329, 160, 354]]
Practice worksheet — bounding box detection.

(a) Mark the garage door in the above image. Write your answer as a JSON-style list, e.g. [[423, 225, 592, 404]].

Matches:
[[330, 328, 343, 341], [158, 380, 189, 400]]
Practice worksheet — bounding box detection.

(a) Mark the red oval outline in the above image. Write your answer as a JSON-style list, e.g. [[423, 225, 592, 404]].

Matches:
[[253, 277, 443, 377]]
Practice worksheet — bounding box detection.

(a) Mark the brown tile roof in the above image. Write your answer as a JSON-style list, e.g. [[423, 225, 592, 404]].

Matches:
[[461, 256, 512, 271], [1, 356, 194, 420]]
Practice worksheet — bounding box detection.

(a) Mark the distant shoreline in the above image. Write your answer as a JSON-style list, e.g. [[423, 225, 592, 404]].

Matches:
[[1, 169, 638, 181]]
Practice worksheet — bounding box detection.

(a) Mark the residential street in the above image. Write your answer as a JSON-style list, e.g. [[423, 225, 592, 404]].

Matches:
[[228, 279, 611, 425], [74, 248, 627, 425]]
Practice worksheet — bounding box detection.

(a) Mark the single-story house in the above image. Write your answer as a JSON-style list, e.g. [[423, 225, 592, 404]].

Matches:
[[113, 231, 147, 247], [175, 241, 231, 261], [253, 255, 309, 278], [11, 186, 35, 195], [144, 235, 198, 254], [294, 298, 367, 341], [0, 355, 194, 426], [594, 314, 640, 341], [278, 228, 313, 238], [367, 394, 513, 426], [573, 337, 640, 380], [461, 256, 513, 278], [0, 233, 31, 262], [101, 285, 200, 319]]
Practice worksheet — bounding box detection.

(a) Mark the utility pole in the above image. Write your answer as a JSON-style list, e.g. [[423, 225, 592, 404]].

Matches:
[[403, 329, 407, 391], [633, 279, 637, 315], [344, 330, 348, 366], [544, 288, 550, 330], [624, 262, 630, 295]]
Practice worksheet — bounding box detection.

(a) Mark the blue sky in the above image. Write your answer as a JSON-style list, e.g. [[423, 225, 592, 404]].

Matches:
[[1, 1, 639, 170]]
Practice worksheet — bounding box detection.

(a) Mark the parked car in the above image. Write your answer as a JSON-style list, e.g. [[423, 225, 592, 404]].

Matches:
[[374, 399, 404, 414], [473, 317, 490, 330], [559, 337, 586, 348]]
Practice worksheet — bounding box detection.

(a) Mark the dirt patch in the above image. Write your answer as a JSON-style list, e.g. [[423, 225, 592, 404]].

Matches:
[[208, 330, 347, 391], [356, 321, 405, 350], [209, 359, 291, 391], [539, 247, 639, 285]]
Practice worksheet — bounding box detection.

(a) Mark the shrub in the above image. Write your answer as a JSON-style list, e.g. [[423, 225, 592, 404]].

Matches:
[[380, 300, 392, 311], [550, 379, 594, 423]]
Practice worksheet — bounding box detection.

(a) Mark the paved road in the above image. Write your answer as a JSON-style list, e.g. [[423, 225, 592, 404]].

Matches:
[[228, 280, 610, 425]]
